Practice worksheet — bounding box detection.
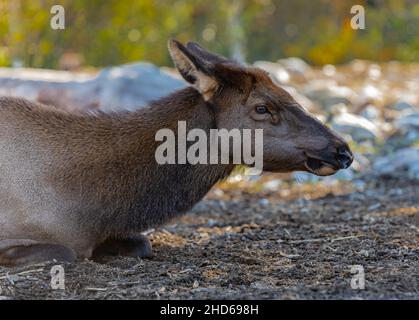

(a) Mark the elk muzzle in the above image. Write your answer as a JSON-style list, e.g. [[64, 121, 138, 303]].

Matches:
[[304, 142, 354, 176]]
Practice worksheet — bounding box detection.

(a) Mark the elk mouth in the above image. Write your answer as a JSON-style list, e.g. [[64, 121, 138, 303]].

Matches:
[[304, 156, 340, 176]]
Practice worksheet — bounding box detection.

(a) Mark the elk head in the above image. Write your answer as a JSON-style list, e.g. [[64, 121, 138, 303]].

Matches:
[[168, 39, 353, 176]]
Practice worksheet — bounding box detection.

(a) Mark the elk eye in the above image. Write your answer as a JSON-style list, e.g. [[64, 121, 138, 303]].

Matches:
[[255, 105, 269, 114]]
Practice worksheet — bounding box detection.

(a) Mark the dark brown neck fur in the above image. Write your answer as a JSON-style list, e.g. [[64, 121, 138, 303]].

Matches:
[[35, 87, 235, 238]]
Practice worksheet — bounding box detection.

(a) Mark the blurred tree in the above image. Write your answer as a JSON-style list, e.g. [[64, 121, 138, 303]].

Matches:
[[0, 0, 418, 68]]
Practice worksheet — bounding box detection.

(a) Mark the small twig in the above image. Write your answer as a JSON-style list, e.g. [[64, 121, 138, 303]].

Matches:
[[84, 287, 108, 291], [287, 238, 324, 244], [330, 235, 363, 242], [286, 235, 363, 244], [325, 245, 338, 252], [179, 268, 192, 274], [0, 268, 44, 280], [107, 280, 142, 287], [279, 251, 301, 259]]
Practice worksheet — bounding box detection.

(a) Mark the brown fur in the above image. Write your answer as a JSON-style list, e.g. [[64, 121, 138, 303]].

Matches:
[[0, 90, 233, 259], [0, 40, 352, 265]]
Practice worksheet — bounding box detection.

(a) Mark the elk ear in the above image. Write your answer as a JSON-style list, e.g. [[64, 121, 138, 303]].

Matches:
[[186, 41, 231, 64], [168, 39, 218, 101]]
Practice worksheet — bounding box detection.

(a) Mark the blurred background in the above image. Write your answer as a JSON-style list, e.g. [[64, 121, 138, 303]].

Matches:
[[0, 0, 419, 68]]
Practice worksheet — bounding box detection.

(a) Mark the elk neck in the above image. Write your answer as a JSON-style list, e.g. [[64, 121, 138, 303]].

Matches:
[[83, 87, 235, 236]]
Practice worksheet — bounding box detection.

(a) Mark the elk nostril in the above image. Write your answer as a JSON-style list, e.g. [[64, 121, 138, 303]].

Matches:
[[335, 146, 353, 169], [337, 146, 349, 155]]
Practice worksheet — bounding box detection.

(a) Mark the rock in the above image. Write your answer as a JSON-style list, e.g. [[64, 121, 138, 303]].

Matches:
[[253, 61, 290, 83], [361, 85, 382, 101], [292, 172, 320, 183], [0, 68, 96, 111], [360, 104, 380, 121], [263, 179, 281, 191], [324, 168, 355, 181], [352, 179, 367, 191], [207, 219, 218, 227], [330, 103, 348, 115], [322, 64, 336, 77], [281, 85, 317, 113], [331, 112, 381, 142], [0, 63, 185, 112], [277, 57, 310, 76], [250, 281, 276, 290], [373, 148, 419, 179], [358, 249, 370, 257], [96, 62, 185, 111], [258, 198, 270, 207], [367, 64, 381, 80], [350, 153, 371, 172], [348, 59, 370, 74], [393, 112, 419, 146], [390, 101, 416, 112], [294, 169, 356, 183], [303, 83, 358, 110], [395, 112, 419, 131]]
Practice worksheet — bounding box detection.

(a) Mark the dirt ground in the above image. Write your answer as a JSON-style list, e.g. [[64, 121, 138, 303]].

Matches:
[[0, 175, 417, 300]]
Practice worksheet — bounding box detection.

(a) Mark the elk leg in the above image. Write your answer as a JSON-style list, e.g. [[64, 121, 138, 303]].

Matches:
[[92, 235, 152, 261], [0, 239, 76, 267]]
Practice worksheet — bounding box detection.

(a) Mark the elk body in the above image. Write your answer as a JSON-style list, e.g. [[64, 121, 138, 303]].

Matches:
[[0, 40, 353, 266]]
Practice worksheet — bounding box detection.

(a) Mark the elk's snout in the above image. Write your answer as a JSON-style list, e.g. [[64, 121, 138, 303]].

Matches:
[[304, 141, 353, 176], [335, 145, 353, 169]]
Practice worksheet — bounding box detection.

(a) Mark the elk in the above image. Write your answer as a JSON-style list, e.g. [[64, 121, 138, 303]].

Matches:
[[0, 40, 353, 266]]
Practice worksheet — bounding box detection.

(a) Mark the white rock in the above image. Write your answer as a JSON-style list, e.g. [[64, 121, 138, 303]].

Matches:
[[390, 100, 416, 111], [360, 104, 381, 121], [361, 85, 382, 100], [258, 198, 270, 207], [303, 84, 358, 110], [281, 85, 317, 113], [395, 112, 419, 131], [394, 112, 419, 143], [0, 63, 185, 112], [322, 64, 336, 77], [263, 179, 281, 191], [324, 168, 355, 181], [96, 62, 185, 111], [277, 57, 311, 76], [331, 112, 381, 142], [367, 64, 381, 80], [292, 172, 320, 183], [373, 148, 419, 179], [253, 61, 290, 83], [351, 153, 371, 172]]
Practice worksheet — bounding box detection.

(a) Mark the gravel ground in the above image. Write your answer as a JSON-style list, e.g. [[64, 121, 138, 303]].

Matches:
[[0, 175, 417, 300]]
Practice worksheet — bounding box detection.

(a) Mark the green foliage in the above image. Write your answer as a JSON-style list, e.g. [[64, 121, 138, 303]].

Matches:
[[0, 0, 418, 68]]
